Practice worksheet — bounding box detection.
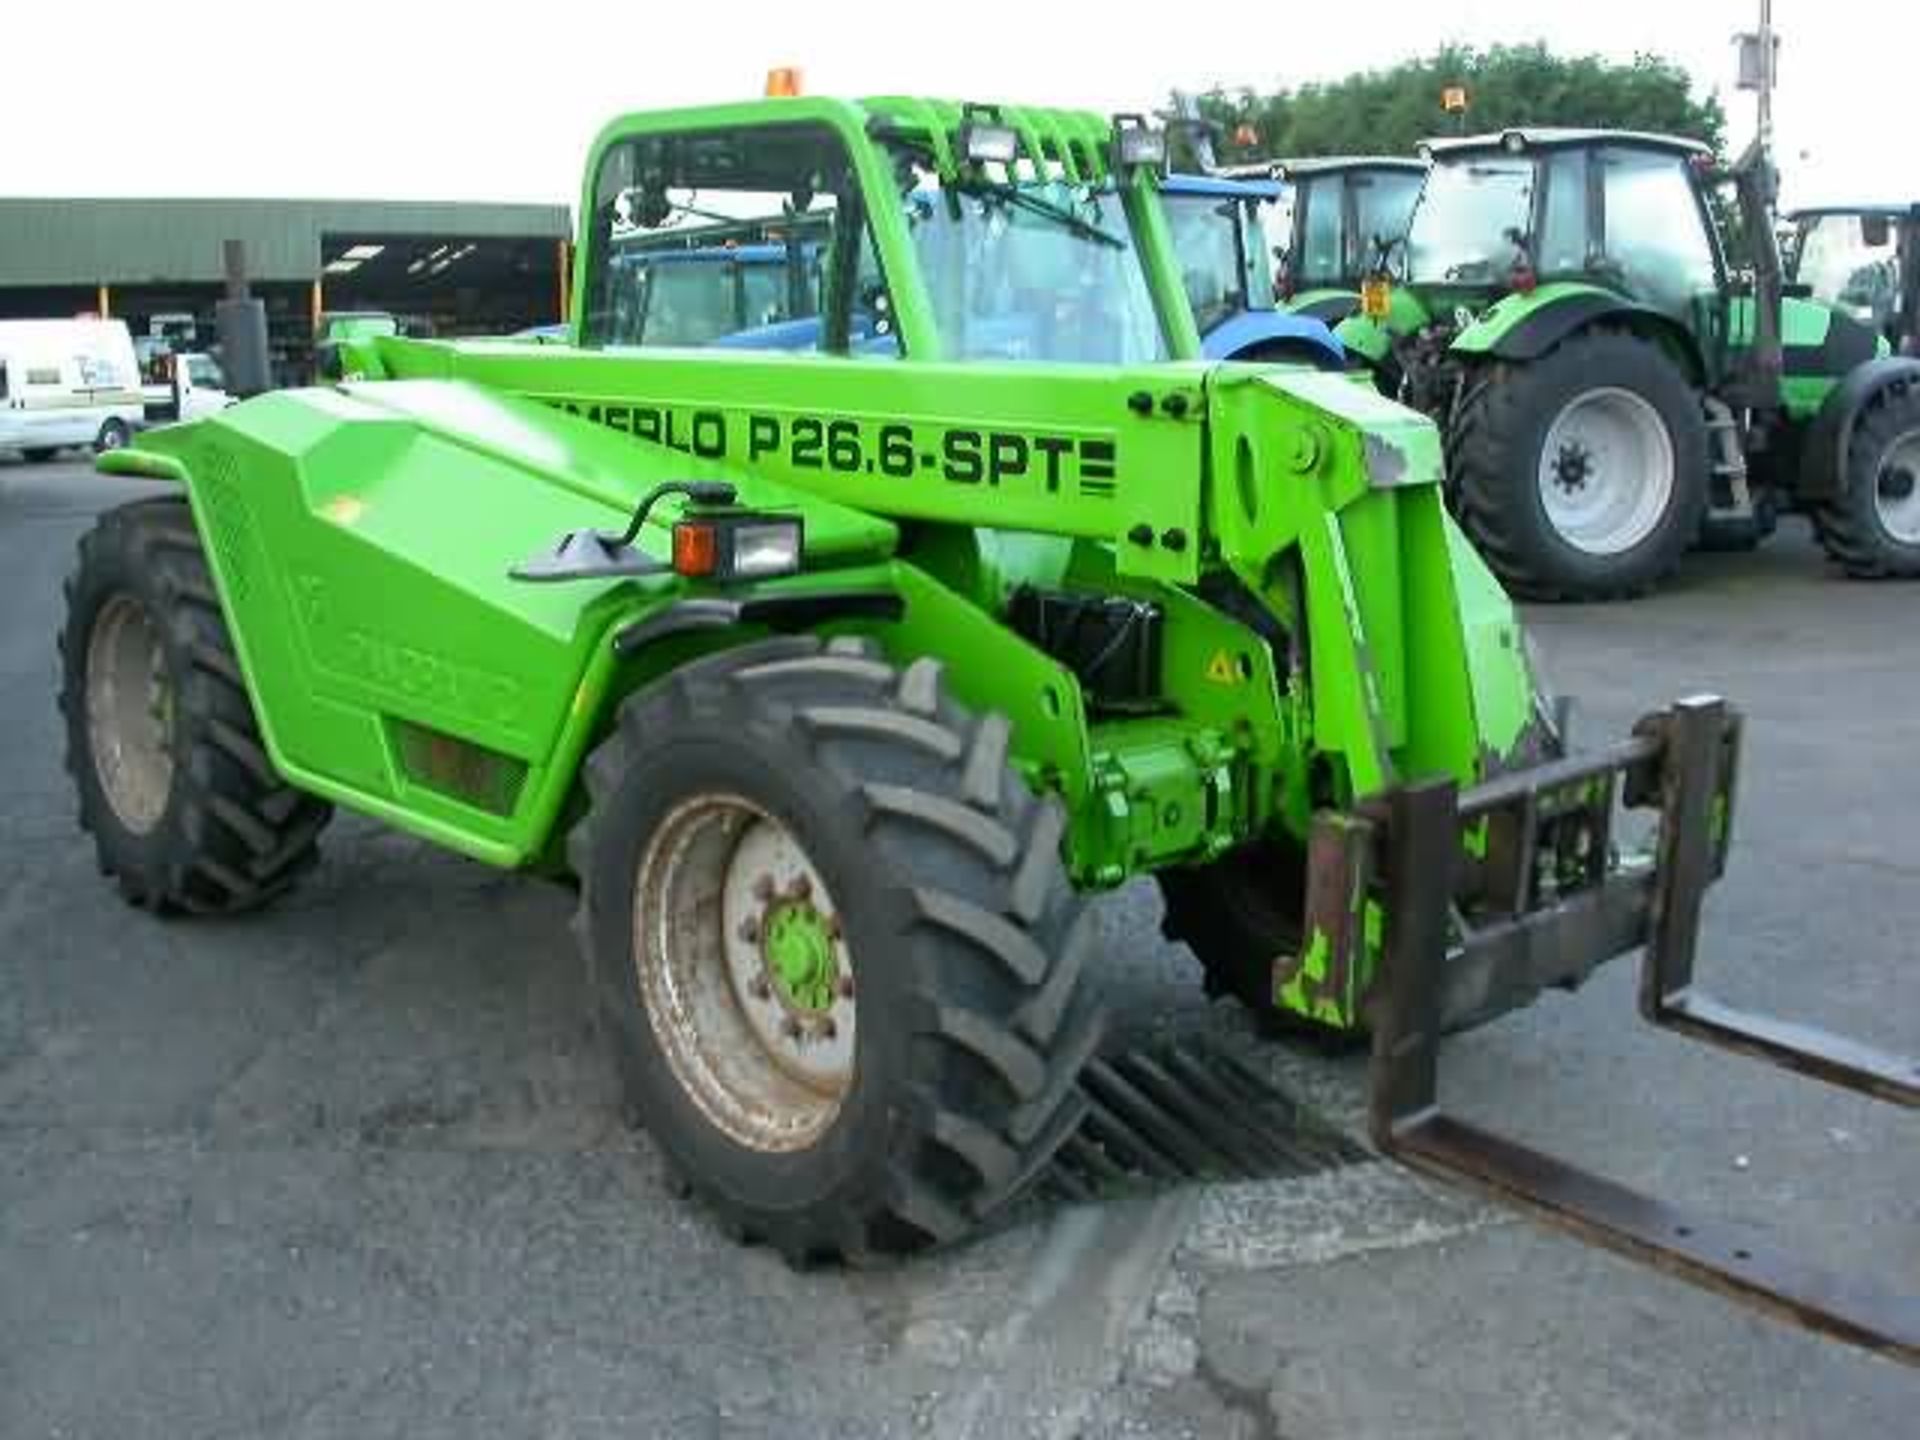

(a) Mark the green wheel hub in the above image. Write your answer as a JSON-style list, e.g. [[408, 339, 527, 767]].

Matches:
[[764, 901, 840, 1013]]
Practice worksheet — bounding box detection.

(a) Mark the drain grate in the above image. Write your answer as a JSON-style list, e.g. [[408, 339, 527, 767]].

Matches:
[[1043, 1039, 1369, 1203]]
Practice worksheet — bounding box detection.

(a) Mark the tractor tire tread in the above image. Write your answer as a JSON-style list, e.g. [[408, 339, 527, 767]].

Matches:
[[59, 497, 331, 914], [569, 635, 1101, 1263]]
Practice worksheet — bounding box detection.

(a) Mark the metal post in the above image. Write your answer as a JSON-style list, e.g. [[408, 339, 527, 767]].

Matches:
[[1756, 0, 1774, 158]]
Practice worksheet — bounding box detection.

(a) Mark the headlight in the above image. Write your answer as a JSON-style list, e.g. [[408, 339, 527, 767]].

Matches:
[[1111, 114, 1167, 171], [671, 514, 804, 580], [960, 121, 1020, 166]]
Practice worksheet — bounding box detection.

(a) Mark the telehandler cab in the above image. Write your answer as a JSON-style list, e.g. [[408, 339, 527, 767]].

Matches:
[[62, 95, 1915, 1360]]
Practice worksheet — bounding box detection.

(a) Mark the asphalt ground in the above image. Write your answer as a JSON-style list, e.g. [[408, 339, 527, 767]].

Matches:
[[2, 452, 1914, 1438]]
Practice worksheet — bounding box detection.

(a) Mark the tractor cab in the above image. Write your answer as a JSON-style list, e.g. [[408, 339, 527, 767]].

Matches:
[[1787, 204, 1920, 353], [1158, 171, 1346, 364], [575, 102, 1341, 371], [1269, 156, 1425, 322], [1400, 130, 1726, 322]]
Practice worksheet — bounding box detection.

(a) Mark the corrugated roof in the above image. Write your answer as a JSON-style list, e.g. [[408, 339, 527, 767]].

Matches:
[[0, 198, 571, 285]]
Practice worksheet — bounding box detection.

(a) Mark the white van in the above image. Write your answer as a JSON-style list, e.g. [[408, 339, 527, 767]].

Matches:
[[141, 351, 235, 426], [0, 319, 145, 462]]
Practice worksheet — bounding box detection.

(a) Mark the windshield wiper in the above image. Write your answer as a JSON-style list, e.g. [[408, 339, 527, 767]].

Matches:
[[960, 180, 1124, 249]]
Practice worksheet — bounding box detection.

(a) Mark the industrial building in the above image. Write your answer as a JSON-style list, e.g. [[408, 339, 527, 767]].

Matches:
[[0, 197, 572, 384]]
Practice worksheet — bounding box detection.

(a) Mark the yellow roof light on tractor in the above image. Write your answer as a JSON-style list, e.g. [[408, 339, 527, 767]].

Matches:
[[765, 67, 803, 98]]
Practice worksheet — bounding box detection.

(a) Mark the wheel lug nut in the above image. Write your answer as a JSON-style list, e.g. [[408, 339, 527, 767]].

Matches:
[[836, 975, 855, 1000], [752, 874, 777, 902], [820, 1018, 838, 1041], [782, 1017, 805, 1041], [788, 874, 812, 901], [738, 919, 761, 943], [749, 975, 772, 1000], [825, 915, 843, 941]]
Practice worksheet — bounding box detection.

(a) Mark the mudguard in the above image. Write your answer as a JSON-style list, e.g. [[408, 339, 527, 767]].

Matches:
[[1286, 289, 1362, 326], [1201, 310, 1345, 368], [97, 381, 899, 867], [1449, 282, 1698, 368], [1794, 356, 1920, 500]]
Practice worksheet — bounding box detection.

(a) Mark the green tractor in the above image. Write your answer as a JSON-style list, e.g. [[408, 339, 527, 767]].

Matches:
[[1268, 156, 1427, 325], [58, 96, 1916, 1355], [1338, 129, 1920, 598], [1786, 202, 1920, 355]]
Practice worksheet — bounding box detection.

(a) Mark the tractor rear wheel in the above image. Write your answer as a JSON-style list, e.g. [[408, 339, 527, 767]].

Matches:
[[1450, 330, 1707, 600], [58, 497, 333, 912], [1811, 381, 1920, 577], [570, 636, 1104, 1263]]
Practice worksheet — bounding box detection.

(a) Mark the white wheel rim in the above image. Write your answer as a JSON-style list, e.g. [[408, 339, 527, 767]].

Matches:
[[1536, 387, 1676, 556], [1874, 429, 1920, 545], [633, 793, 855, 1154], [85, 594, 174, 834]]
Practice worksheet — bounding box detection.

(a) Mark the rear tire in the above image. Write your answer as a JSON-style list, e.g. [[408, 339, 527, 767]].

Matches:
[[1450, 329, 1707, 600], [570, 636, 1104, 1263], [1811, 380, 1920, 577], [58, 497, 333, 912], [23, 447, 60, 464]]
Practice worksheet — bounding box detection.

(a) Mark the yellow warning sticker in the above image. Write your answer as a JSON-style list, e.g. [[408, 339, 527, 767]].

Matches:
[[1205, 649, 1241, 685]]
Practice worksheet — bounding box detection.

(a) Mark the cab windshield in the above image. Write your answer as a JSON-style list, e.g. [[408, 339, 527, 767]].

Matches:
[[1162, 190, 1273, 333], [1406, 157, 1535, 285], [889, 146, 1169, 364], [1795, 215, 1902, 329]]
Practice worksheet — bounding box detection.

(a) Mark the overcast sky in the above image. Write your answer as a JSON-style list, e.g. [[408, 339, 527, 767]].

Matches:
[[6, 0, 1914, 210]]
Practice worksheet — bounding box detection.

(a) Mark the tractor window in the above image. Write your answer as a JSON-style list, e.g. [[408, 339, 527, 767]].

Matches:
[[1598, 148, 1717, 315], [582, 124, 895, 355], [1164, 192, 1250, 333], [1536, 150, 1589, 276], [1296, 177, 1346, 287], [1795, 215, 1901, 332], [1406, 158, 1534, 285], [1352, 170, 1422, 275], [887, 148, 1167, 364]]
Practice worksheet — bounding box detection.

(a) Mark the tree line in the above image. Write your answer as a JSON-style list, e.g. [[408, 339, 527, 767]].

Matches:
[[1185, 43, 1727, 164]]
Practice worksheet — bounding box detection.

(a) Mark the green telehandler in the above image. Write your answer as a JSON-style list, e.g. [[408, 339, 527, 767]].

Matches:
[[1338, 129, 1920, 598], [59, 96, 1915, 1358]]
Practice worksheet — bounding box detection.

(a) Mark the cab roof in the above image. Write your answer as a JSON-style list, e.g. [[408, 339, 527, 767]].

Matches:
[[1273, 156, 1426, 179], [860, 96, 1118, 183], [1421, 128, 1712, 161], [1162, 173, 1283, 199], [1787, 203, 1920, 219]]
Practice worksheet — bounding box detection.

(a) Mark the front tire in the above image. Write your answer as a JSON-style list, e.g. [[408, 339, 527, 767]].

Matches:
[[58, 497, 332, 912], [570, 636, 1104, 1263], [1811, 380, 1920, 577], [95, 418, 132, 453], [1450, 329, 1708, 600]]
